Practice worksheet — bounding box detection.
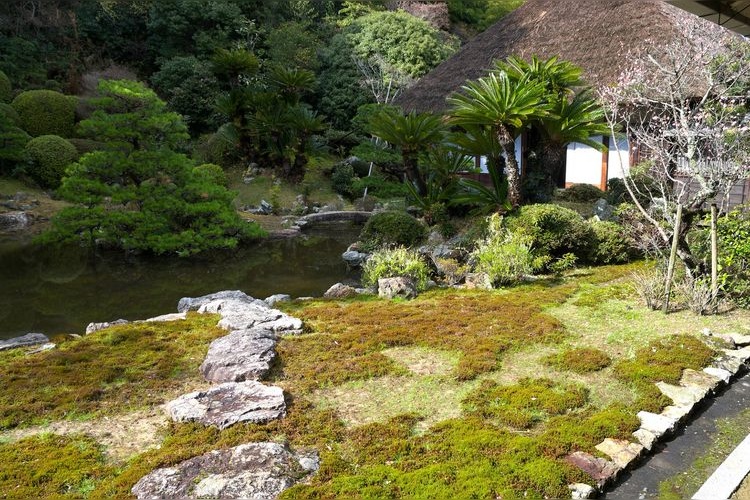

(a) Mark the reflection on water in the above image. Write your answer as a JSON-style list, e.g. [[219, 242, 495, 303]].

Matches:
[[0, 222, 361, 339]]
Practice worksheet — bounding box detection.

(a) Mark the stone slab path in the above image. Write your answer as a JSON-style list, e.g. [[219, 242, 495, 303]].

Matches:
[[132, 290, 317, 499]]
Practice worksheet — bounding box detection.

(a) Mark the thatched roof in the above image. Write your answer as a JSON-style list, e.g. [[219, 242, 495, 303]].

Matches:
[[396, 0, 737, 113]]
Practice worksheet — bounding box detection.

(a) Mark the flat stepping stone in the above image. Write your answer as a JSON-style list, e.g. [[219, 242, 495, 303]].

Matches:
[[680, 369, 721, 392], [144, 312, 187, 322], [0, 332, 49, 351], [132, 442, 319, 499], [166, 382, 285, 430], [200, 329, 277, 383], [178, 290, 302, 333]]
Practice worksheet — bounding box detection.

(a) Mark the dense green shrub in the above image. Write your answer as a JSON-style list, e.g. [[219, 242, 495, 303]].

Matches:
[[589, 221, 634, 264], [556, 183, 605, 203], [193, 163, 228, 187], [11, 90, 77, 137], [352, 175, 410, 199], [606, 175, 659, 206], [0, 70, 12, 103], [362, 247, 431, 291], [0, 103, 20, 125], [331, 162, 356, 198], [23, 135, 78, 188], [44, 80, 260, 256], [695, 206, 750, 308], [150, 56, 221, 134], [0, 112, 30, 174], [507, 204, 595, 263], [67, 138, 105, 156], [360, 211, 426, 249], [472, 214, 544, 285]]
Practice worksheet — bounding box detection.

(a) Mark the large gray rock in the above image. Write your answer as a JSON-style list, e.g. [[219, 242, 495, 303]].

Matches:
[[131, 442, 318, 500], [342, 249, 369, 268], [264, 294, 291, 307], [378, 277, 417, 300], [200, 329, 277, 383], [179, 291, 302, 333], [85, 319, 129, 335], [324, 283, 358, 299], [166, 381, 285, 430], [0, 332, 49, 351], [593, 199, 615, 221], [178, 290, 256, 313], [0, 211, 29, 231]]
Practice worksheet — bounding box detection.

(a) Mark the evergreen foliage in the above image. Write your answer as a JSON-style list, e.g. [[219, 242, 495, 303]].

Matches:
[[44, 80, 261, 256], [360, 211, 427, 249], [23, 135, 79, 189], [0, 112, 30, 174], [10, 90, 77, 138], [0, 70, 12, 103], [150, 56, 221, 134]]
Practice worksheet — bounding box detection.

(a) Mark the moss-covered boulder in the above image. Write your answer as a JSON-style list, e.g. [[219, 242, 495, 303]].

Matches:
[[11, 90, 77, 137], [24, 135, 79, 189]]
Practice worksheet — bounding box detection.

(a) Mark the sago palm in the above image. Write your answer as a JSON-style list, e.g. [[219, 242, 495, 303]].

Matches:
[[449, 71, 550, 207], [368, 107, 446, 196]]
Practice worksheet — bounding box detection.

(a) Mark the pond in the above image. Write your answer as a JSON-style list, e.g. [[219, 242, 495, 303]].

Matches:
[[0, 222, 362, 340]]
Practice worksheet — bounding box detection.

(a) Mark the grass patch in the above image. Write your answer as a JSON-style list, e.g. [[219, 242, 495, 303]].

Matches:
[[544, 347, 612, 374], [659, 408, 750, 499], [0, 433, 114, 498], [0, 313, 224, 429]]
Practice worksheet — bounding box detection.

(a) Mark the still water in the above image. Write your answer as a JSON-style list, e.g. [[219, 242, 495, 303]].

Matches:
[[0, 222, 361, 339]]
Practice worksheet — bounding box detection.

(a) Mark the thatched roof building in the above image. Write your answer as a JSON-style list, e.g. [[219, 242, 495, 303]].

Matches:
[[397, 0, 735, 113]]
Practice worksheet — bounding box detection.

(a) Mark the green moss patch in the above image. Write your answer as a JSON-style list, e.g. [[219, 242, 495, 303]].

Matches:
[[613, 335, 716, 413], [0, 433, 113, 498], [0, 313, 224, 429], [283, 288, 568, 391], [463, 378, 589, 429], [544, 347, 612, 374]]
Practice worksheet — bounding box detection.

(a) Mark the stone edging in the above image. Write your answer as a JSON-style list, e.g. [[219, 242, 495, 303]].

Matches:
[[566, 338, 750, 499]]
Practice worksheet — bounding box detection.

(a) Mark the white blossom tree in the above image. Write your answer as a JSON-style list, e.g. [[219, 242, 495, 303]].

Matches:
[[599, 20, 750, 275]]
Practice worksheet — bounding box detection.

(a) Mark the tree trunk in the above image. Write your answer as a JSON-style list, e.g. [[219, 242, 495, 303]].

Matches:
[[498, 128, 522, 207], [404, 152, 427, 197]]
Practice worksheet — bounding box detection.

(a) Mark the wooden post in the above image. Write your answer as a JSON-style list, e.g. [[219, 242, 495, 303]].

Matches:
[[710, 203, 719, 312], [600, 135, 610, 191], [663, 203, 683, 314]]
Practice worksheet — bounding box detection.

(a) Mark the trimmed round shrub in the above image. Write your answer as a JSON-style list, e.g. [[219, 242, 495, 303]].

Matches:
[[360, 211, 427, 249], [362, 247, 431, 291], [506, 204, 595, 262], [556, 183, 605, 203], [0, 70, 11, 103], [589, 221, 634, 264], [193, 163, 228, 187], [11, 90, 77, 137], [24, 135, 78, 188], [0, 103, 19, 125]]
